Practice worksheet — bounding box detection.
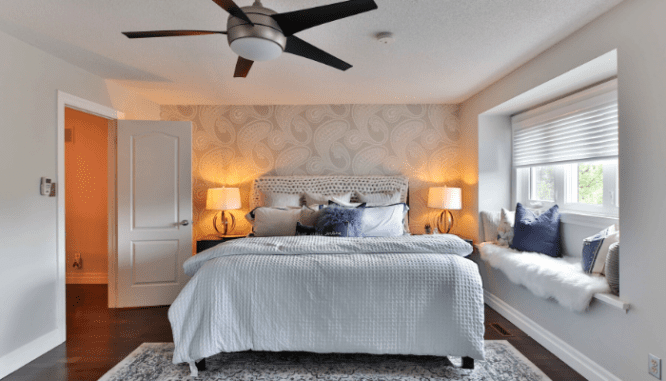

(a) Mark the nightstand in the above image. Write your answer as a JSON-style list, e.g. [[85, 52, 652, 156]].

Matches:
[[196, 235, 245, 254]]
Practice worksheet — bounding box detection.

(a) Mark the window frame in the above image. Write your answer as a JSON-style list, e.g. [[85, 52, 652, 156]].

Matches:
[[517, 160, 618, 217], [512, 79, 619, 219]]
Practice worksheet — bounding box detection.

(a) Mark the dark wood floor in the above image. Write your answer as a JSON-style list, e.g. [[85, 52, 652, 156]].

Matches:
[[3, 285, 585, 381]]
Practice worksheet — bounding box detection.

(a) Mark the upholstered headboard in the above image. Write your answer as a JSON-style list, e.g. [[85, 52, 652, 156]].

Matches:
[[250, 175, 409, 210]]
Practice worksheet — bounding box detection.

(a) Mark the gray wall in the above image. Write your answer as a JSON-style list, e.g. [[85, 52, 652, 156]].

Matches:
[[477, 115, 512, 213], [461, 0, 666, 380], [0, 27, 159, 375]]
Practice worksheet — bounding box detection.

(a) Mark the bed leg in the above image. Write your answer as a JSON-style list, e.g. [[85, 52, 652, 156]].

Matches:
[[196, 358, 207, 371], [462, 356, 474, 369]]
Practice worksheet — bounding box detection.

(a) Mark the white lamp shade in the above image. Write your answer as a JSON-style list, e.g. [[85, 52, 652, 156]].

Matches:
[[428, 187, 462, 210], [206, 188, 241, 210]]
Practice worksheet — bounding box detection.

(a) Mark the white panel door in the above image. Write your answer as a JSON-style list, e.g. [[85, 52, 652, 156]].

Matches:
[[117, 120, 192, 308]]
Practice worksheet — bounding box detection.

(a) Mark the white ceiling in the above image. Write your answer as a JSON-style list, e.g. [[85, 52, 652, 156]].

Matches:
[[0, 0, 622, 105]]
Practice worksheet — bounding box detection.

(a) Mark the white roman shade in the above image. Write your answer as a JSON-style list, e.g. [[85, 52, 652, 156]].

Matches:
[[512, 80, 618, 168]]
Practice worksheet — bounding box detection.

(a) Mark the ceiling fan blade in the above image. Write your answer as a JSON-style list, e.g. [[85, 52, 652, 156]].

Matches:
[[122, 30, 226, 39], [234, 56, 254, 77], [211, 0, 254, 26], [284, 36, 352, 72], [272, 0, 377, 37]]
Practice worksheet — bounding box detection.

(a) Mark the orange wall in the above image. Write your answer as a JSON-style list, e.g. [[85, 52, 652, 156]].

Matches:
[[65, 108, 108, 279]]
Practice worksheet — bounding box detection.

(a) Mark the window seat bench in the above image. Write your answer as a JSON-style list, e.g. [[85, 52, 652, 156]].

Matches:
[[593, 292, 630, 312], [478, 242, 621, 313]]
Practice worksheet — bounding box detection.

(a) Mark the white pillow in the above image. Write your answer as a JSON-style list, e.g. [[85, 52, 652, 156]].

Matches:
[[251, 207, 302, 237], [264, 191, 301, 208], [355, 191, 401, 206], [361, 204, 408, 237], [496, 208, 515, 247], [356, 191, 409, 233], [304, 191, 352, 205]]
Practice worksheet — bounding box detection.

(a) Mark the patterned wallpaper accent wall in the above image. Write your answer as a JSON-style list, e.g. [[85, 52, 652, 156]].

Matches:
[[160, 104, 465, 243]]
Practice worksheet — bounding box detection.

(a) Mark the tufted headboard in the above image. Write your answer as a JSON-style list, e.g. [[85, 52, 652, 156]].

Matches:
[[250, 175, 409, 210]]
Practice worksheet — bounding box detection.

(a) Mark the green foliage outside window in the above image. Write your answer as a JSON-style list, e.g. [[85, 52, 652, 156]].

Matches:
[[535, 167, 554, 201], [578, 163, 603, 204]]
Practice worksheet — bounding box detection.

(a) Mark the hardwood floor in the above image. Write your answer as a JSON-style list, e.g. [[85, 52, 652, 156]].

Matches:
[[3, 285, 585, 381]]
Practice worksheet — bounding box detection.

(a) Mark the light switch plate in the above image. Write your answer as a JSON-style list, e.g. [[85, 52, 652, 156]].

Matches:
[[650, 354, 661, 379], [40, 177, 52, 196]]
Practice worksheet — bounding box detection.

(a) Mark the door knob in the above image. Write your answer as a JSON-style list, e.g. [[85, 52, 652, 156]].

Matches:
[[180, 220, 190, 226]]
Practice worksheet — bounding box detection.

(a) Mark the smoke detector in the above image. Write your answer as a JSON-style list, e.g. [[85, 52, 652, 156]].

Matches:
[[376, 32, 395, 44]]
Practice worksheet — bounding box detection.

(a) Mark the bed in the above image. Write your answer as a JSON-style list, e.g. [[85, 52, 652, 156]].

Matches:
[[168, 176, 485, 376]]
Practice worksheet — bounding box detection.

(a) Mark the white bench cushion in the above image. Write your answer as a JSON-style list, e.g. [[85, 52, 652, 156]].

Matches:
[[479, 243, 610, 312]]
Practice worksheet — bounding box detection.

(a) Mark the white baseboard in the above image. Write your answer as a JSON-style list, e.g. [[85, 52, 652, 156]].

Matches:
[[0, 329, 64, 379], [66, 272, 107, 284], [484, 290, 622, 381]]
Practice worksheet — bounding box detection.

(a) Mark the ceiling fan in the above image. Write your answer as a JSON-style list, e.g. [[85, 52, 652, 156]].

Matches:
[[122, 0, 378, 78]]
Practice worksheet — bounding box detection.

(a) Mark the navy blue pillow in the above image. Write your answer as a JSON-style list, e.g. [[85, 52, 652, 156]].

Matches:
[[315, 205, 364, 237], [296, 222, 317, 236], [511, 203, 562, 257]]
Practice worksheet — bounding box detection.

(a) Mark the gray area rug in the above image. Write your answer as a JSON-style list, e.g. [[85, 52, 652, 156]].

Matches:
[[98, 341, 550, 381]]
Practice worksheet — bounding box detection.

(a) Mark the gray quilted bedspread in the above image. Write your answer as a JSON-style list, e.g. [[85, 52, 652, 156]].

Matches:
[[168, 235, 485, 367]]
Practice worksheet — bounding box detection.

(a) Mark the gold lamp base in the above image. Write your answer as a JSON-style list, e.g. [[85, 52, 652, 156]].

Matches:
[[436, 210, 454, 234], [213, 210, 236, 236]]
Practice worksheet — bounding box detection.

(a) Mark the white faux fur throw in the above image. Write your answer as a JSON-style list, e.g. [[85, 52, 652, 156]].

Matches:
[[479, 243, 610, 312]]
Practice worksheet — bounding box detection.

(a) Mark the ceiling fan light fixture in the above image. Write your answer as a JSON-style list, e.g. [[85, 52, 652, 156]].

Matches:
[[230, 37, 283, 61], [123, 0, 379, 78]]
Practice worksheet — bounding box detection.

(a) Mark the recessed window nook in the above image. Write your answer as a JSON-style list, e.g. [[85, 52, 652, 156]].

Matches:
[[476, 50, 628, 312]]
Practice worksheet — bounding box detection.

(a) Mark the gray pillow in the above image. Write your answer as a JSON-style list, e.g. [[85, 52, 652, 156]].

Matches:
[[315, 205, 364, 237], [605, 242, 620, 295]]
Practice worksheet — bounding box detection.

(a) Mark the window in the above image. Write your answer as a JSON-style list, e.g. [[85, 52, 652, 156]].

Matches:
[[530, 166, 555, 202], [513, 79, 619, 217]]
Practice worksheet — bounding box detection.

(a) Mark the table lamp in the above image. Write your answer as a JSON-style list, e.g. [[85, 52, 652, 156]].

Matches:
[[206, 187, 241, 236], [428, 187, 462, 234]]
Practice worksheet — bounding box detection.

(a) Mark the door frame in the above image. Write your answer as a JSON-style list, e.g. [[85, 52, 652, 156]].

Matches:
[[56, 91, 125, 341]]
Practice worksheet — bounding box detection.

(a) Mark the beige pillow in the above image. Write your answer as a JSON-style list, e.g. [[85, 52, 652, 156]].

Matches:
[[263, 191, 302, 208], [355, 191, 401, 206], [299, 205, 322, 227], [252, 207, 301, 237], [304, 191, 352, 205]]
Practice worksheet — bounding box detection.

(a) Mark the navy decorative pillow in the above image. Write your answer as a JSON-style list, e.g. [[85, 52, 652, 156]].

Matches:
[[511, 203, 561, 257], [315, 205, 364, 237], [295, 222, 317, 236], [582, 224, 619, 274]]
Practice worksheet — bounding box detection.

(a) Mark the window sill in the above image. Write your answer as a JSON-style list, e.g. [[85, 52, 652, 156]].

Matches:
[[593, 293, 629, 312], [560, 212, 618, 229]]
